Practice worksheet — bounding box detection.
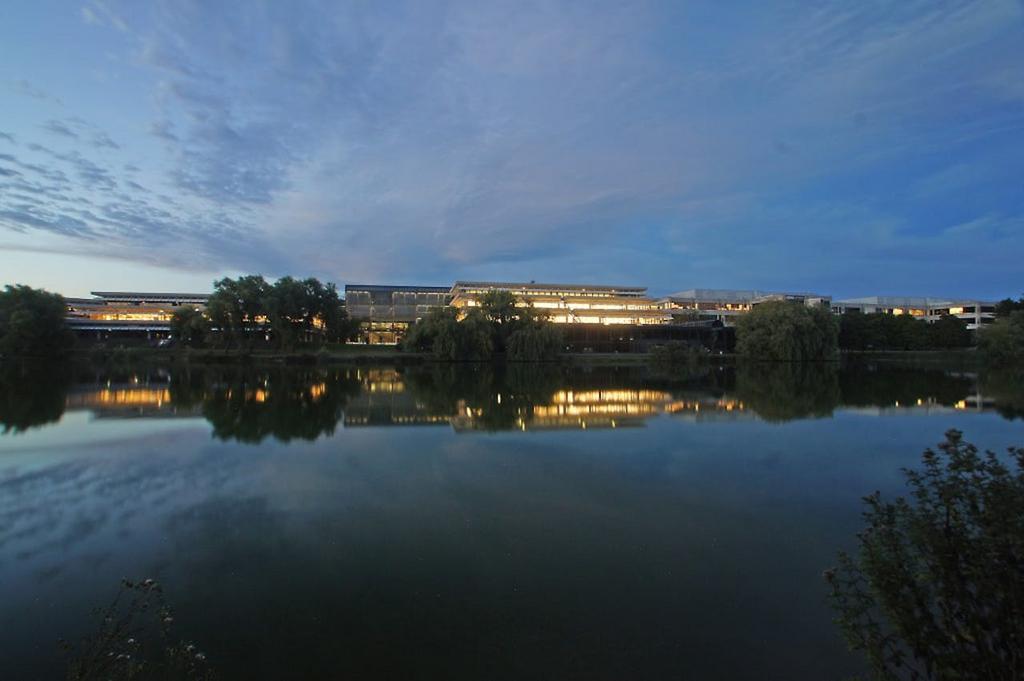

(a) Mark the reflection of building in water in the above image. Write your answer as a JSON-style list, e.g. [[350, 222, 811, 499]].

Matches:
[[343, 379, 755, 431], [65, 380, 201, 418], [844, 394, 995, 417], [342, 368, 451, 427], [663, 396, 757, 423]]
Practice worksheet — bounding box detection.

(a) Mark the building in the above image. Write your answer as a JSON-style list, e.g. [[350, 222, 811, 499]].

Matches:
[[66, 291, 210, 339], [831, 296, 996, 330], [662, 289, 832, 325], [449, 281, 671, 326], [344, 284, 451, 344]]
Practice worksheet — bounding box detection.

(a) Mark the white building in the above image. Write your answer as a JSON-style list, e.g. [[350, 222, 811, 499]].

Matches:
[[831, 296, 996, 330], [661, 289, 831, 326]]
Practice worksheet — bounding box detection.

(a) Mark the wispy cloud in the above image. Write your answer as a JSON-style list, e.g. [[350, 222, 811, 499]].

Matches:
[[2, 0, 1022, 296], [41, 120, 79, 140]]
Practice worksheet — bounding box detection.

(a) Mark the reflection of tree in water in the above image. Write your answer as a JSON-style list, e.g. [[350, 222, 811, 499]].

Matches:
[[0, 360, 71, 433], [733, 362, 841, 422], [201, 367, 361, 443], [839, 362, 975, 408], [826, 431, 1024, 680], [402, 363, 567, 431], [979, 370, 1024, 421]]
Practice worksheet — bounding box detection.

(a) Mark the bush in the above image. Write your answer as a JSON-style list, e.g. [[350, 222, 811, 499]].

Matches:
[[978, 311, 1024, 366], [735, 301, 837, 361], [649, 341, 705, 368], [826, 430, 1024, 680]]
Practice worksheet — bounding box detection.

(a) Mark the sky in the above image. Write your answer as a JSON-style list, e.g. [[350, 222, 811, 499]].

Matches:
[[1, 0, 1022, 299]]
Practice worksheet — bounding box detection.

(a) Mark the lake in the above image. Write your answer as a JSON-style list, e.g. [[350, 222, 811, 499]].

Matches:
[[1, 359, 1021, 680]]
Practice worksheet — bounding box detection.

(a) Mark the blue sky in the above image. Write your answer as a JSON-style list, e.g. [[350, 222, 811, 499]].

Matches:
[[1, 0, 1022, 298]]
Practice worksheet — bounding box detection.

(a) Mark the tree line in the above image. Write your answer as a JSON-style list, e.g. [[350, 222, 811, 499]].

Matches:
[[402, 290, 563, 361], [172, 275, 356, 349], [730, 299, 1024, 362], [838, 311, 972, 351]]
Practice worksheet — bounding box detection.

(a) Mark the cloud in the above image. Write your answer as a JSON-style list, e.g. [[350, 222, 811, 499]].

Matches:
[[12, 79, 62, 104], [3, 0, 1023, 296], [41, 120, 79, 140], [91, 131, 120, 150], [148, 120, 178, 142], [0, 132, 15, 144]]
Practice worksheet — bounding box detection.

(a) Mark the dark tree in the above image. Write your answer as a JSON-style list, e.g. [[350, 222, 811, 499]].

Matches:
[[735, 300, 838, 361], [169, 307, 210, 348], [926, 315, 971, 349], [403, 291, 559, 362], [826, 430, 1024, 680], [978, 311, 1024, 366], [994, 296, 1024, 318], [0, 284, 74, 356]]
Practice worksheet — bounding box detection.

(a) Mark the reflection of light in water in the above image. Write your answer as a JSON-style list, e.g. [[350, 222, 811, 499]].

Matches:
[[551, 389, 671, 404], [67, 388, 172, 408], [362, 369, 405, 394]]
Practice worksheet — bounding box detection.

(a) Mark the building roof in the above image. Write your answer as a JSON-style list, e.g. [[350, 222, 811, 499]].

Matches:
[[90, 291, 210, 300], [835, 296, 994, 307], [665, 288, 826, 302], [343, 284, 450, 292], [452, 281, 647, 293]]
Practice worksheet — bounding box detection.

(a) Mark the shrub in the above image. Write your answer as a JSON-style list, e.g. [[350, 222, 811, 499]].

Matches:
[[826, 430, 1024, 680]]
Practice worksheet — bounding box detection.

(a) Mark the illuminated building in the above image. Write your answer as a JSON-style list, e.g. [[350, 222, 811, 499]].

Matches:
[[449, 281, 671, 325], [66, 291, 209, 338], [661, 289, 831, 325], [344, 284, 451, 344], [831, 296, 996, 330]]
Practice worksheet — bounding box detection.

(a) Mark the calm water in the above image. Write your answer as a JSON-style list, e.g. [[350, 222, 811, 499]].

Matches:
[[1, 360, 1021, 680]]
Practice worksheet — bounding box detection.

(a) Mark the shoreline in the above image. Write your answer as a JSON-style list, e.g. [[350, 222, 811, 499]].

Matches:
[[36, 346, 987, 369]]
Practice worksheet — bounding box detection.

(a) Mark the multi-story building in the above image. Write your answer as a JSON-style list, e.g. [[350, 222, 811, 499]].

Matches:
[[449, 281, 671, 326], [661, 289, 832, 326], [831, 296, 996, 330], [66, 291, 209, 338], [344, 284, 451, 344]]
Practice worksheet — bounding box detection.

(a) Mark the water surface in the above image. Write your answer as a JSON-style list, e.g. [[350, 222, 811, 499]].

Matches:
[[1, 360, 1021, 680]]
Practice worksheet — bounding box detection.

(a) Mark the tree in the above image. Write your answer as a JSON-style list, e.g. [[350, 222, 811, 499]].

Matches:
[[735, 301, 838, 361], [507, 323, 563, 361], [995, 296, 1024, 318], [403, 291, 559, 362], [207, 277, 262, 349], [0, 284, 74, 356], [825, 430, 1024, 680], [404, 307, 494, 361], [170, 307, 210, 348], [978, 311, 1024, 366], [263, 275, 308, 349], [927, 315, 971, 349]]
